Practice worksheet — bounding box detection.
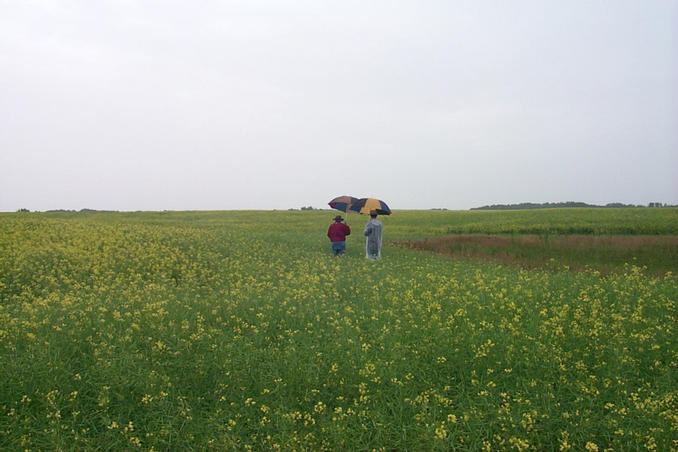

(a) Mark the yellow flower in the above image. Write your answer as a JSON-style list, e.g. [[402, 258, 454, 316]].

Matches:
[[585, 442, 599, 452]]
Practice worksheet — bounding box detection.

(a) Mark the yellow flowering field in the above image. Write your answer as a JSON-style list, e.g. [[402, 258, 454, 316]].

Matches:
[[1, 210, 676, 450]]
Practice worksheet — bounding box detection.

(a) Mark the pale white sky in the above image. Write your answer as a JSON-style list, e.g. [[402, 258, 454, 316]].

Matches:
[[1, 0, 676, 211]]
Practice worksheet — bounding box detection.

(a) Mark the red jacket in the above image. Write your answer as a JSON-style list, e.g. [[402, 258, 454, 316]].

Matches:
[[327, 222, 351, 242]]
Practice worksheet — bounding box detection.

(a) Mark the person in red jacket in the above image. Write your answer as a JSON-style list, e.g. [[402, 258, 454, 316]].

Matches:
[[327, 215, 351, 256]]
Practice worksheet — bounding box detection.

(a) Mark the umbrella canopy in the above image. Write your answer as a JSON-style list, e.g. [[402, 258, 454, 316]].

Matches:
[[349, 198, 392, 215], [328, 196, 360, 213]]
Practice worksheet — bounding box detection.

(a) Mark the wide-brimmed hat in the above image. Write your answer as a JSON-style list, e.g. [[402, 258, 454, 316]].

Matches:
[[334, 215, 343, 221]]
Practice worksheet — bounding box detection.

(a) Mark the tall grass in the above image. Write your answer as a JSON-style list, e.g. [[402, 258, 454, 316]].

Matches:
[[386, 207, 678, 238]]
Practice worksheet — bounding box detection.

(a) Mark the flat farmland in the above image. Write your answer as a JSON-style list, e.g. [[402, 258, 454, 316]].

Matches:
[[0, 209, 676, 450]]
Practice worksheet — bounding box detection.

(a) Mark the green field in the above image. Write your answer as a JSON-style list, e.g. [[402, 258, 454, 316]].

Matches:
[[1, 209, 676, 450]]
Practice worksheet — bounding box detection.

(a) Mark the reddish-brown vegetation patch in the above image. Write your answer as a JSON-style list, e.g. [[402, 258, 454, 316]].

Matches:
[[392, 234, 678, 275]]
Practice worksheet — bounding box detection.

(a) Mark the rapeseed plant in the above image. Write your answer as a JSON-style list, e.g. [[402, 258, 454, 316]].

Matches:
[[0, 210, 675, 450]]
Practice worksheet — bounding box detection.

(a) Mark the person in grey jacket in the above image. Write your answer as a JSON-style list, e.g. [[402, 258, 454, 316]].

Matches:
[[363, 210, 383, 259]]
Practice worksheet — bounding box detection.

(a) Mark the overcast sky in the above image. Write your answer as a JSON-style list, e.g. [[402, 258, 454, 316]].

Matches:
[[1, 0, 676, 211]]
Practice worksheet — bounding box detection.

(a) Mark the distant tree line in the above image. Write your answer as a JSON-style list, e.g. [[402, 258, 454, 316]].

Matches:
[[16, 208, 118, 213], [471, 202, 675, 210], [46, 209, 118, 213], [288, 206, 325, 211]]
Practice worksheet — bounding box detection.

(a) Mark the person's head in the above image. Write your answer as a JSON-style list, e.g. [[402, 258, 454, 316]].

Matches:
[[334, 215, 343, 222], [370, 210, 378, 218]]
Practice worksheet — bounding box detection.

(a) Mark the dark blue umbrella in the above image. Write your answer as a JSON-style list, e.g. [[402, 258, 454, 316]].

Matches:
[[328, 196, 359, 213]]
